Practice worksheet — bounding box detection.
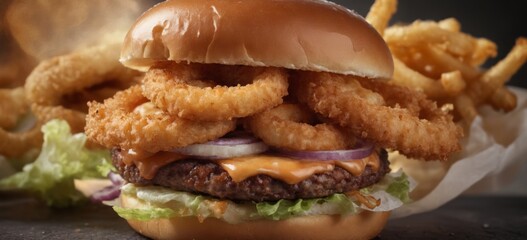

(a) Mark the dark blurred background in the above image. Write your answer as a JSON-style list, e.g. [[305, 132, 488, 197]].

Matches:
[[1, 0, 526, 88], [333, 0, 527, 88]]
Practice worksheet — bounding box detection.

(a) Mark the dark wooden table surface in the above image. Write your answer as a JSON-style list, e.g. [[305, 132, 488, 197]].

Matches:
[[1, 194, 526, 240]]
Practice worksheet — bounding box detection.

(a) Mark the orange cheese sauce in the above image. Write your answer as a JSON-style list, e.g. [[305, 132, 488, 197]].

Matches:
[[218, 154, 380, 184], [121, 149, 185, 180], [120, 149, 380, 183], [336, 154, 380, 176], [218, 155, 335, 184]]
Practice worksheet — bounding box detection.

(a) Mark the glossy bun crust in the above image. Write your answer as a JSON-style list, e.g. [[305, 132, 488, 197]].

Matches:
[[121, 0, 393, 79]]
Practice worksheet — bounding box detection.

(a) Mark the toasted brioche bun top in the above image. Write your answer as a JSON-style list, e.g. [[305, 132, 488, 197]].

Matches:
[[121, 0, 393, 79]]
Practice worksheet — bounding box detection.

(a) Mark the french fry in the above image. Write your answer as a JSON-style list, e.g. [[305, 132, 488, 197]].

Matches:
[[392, 47, 445, 79], [420, 45, 481, 80], [468, 38, 497, 67], [440, 71, 466, 95], [454, 94, 478, 125], [488, 87, 517, 112], [467, 38, 527, 105], [391, 57, 447, 99], [375, 3, 525, 127], [366, 0, 397, 35], [384, 20, 476, 56], [438, 18, 461, 32]]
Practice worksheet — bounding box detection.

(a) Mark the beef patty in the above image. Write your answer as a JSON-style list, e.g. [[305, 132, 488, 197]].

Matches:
[[113, 148, 390, 201]]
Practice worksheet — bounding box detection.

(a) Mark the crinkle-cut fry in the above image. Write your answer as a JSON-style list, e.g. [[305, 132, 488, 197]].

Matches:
[[440, 71, 466, 95], [0, 124, 43, 158], [454, 94, 478, 125], [391, 57, 447, 99], [25, 42, 139, 106], [488, 87, 518, 112], [384, 20, 476, 56], [0, 87, 29, 129], [467, 38, 527, 105], [438, 18, 461, 32], [420, 45, 482, 81], [468, 38, 498, 67], [365, 0, 397, 35]]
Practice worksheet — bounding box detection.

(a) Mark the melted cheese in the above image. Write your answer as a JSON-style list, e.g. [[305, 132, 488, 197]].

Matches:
[[218, 154, 380, 184], [120, 149, 380, 184], [335, 154, 380, 176], [219, 155, 335, 184], [121, 149, 185, 180]]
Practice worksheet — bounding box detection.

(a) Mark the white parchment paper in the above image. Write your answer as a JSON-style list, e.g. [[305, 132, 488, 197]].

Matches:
[[392, 87, 527, 218]]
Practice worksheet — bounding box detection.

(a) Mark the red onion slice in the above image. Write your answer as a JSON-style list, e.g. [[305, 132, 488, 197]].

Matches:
[[90, 172, 125, 203], [90, 185, 121, 203], [108, 172, 124, 185], [276, 143, 374, 161], [172, 138, 269, 159]]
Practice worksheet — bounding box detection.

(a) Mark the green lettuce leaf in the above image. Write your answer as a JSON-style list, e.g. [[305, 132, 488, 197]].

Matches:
[[114, 206, 176, 221], [114, 171, 412, 222], [385, 171, 411, 203], [255, 193, 356, 220], [0, 120, 112, 207]]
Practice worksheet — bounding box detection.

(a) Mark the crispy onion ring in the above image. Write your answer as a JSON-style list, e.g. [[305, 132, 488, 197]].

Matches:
[[25, 42, 140, 106], [85, 85, 236, 152], [0, 126, 42, 158], [0, 87, 29, 129], [24, 42, 141, 135], [31, 104, 86, 134], [246, 103, 350, 151], [0, 87, 41, 158], [296, 72, 462, 160], [142, 62, 289, 121]]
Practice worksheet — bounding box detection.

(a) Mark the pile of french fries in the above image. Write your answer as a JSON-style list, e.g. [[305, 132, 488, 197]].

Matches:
[[366, 0, 527, 128]]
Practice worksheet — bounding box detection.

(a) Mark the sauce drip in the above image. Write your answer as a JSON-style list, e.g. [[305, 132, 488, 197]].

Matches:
[[121, 149, 185, 180], [335, 154, 380, 176]]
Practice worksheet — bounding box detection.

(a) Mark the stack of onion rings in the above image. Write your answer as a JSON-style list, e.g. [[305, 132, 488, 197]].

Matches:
[[295, 71, 463, 160], [87, 60, 462, 161], [86, 85, 236, 152], [0, 42, 142, 158]]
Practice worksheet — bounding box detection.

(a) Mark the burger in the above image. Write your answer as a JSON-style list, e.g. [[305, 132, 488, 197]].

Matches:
[[86, 0, 420, 239]]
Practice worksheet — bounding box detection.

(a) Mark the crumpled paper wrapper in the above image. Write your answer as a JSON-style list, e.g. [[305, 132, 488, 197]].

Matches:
[[391, 87, 527, 218]]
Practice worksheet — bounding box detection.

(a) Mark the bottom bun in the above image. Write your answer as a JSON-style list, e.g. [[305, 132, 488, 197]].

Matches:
[[121, 193, 390, 240]]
